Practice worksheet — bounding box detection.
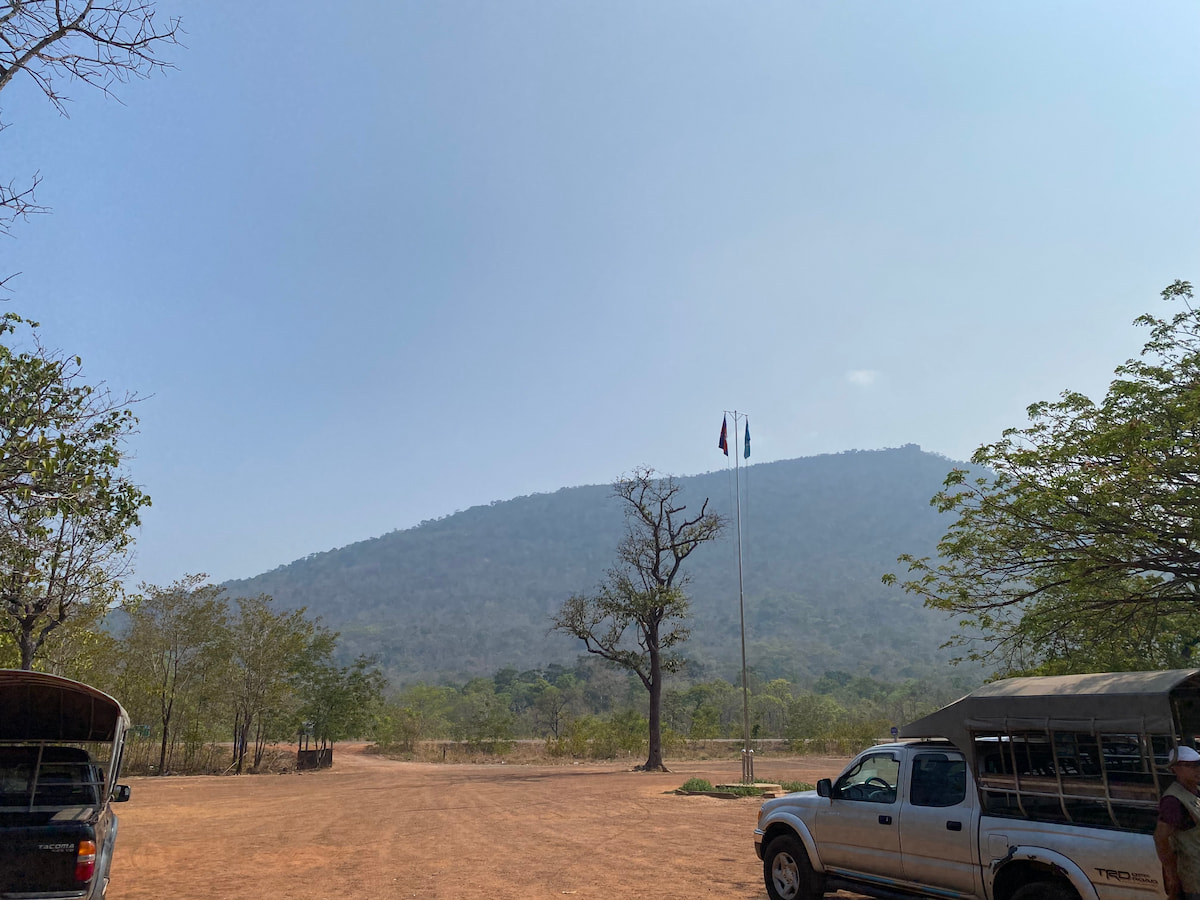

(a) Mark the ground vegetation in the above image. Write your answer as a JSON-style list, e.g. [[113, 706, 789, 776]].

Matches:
[[373, 661, 973, 762]]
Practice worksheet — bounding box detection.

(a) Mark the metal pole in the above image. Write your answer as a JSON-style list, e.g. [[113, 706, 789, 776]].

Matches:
[[732, 410, 753, 784]]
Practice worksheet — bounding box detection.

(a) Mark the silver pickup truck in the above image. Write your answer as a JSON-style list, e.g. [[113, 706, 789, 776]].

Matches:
[[755, 669, 1200, 900]]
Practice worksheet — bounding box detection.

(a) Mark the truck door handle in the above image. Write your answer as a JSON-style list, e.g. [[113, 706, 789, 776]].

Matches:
[[879, 815, 892, 825], [946, 821, 962, 831]]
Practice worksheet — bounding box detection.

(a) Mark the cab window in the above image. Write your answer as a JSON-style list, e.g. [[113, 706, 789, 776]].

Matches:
[[909, 752, 966, 807], [834, 753, 899, 803]]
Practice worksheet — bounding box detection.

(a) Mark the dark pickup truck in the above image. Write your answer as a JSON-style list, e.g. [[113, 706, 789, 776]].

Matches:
[[0, 670, 132, 899]]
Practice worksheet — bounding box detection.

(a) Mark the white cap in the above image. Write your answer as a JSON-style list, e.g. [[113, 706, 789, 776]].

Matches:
[[1169, 746, 1200, 765]]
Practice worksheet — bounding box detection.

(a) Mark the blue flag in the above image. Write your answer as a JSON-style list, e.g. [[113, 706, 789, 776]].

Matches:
[[744, 421, 751, 459]]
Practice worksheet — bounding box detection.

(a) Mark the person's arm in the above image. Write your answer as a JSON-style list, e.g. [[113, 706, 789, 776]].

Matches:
[[1156, 819, 1183, 900]]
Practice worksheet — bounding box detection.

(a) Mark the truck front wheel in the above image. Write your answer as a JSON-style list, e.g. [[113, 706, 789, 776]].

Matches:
[[763, 834, 823, 900]]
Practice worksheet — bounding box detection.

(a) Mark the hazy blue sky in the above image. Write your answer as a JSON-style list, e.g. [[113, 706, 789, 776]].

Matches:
[[3, 1, 1198, 588]]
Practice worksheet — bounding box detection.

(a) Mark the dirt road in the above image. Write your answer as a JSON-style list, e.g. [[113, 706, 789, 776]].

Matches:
[[109, 746, 849, 899]]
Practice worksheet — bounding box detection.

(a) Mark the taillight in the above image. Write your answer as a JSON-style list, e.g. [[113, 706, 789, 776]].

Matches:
[[75, 839, 96, 882]]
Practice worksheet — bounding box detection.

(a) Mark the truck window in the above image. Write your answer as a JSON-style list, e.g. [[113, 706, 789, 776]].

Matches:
[[0, 747, 102, 811], [834, 753, 899, 803], [910, 752, 966, 807]]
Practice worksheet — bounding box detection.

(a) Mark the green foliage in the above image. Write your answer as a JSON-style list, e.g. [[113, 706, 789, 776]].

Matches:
[[0, 316, 151, 669], [376, 683, 458, 752], [227, 595, 331, 772], [118, 574, 229, 773], [690, 704, 722, 739], [298, 654, 386, 746], [887, 281, 1200, 674], [369, 661, 969, 754], [58, 576, 389, 775], [542, 711, 650, 760], [780, 781, 815, 792], [718, 784, 770, 796], [450, 678, 515, 750], [609, 708, 648, 754], [679, 777, 714, 792]]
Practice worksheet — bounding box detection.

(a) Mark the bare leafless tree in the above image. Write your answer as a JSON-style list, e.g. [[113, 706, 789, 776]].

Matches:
[[553, 467, 724, 771], [0, 0, 181, 243]]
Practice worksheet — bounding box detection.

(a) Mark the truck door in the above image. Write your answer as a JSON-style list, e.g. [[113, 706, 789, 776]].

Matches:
[[900, 750, 979, 896], [814, 750, 903, 878]]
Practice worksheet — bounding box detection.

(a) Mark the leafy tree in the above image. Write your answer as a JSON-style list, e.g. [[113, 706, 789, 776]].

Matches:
[[681, 679, 740, 737], [784, 693, 844, 741], [532, 684, 566, 737], [449, 678, 514, 749], [0, 0, 180, 247], [886, 280, 1200, 673], [752, 693, 788, 737], [379, 684, 456, 751], [227, 595, 327, 773], [0, 316, 150, 669], [552, 467, 724, 771], [298, 654, 386, 749], [121, 575, 229, 774], [532, 679, 586, 739], [689, 705, 721, 740], [34, 603, 120, 681]]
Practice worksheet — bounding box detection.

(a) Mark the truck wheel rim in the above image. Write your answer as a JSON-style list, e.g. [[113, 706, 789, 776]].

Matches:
[[771, 852, 800, 899]]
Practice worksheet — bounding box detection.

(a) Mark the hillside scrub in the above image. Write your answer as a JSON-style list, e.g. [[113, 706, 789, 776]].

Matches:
[[223, 447, 965, 682]]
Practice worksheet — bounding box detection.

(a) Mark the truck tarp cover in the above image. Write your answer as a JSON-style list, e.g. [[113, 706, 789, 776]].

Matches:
[[0, 669, 129, 742], [900, 669, 1200, 751]]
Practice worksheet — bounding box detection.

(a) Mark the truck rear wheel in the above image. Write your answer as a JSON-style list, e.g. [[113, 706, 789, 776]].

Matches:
[[1011, 880, 1077, 900], [763, 834, 823, 900]]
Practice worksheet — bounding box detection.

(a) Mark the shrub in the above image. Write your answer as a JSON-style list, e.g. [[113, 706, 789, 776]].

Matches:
[[780, 780, 815, 792], [679, 777, 715, 792]]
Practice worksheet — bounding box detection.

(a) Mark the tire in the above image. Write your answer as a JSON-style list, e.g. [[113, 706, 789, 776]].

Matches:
[[1011, 880, 1078, 900], [763, 833, 823, 900]]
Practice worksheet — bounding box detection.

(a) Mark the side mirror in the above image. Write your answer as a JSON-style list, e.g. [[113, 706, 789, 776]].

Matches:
[[817, 778, 832, 798], [112, 784, 131, 803]]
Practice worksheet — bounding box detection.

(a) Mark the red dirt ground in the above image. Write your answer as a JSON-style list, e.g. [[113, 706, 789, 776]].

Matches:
[[108, 745, 851, 900]]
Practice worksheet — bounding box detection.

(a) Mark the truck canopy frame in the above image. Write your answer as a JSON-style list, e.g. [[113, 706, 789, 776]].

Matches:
[[0, 670, 130, 812], [900, 669, 1200, 833], [901, 669, 1200, 751]]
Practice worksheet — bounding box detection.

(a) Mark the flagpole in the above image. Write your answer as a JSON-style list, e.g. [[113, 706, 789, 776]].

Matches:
[[724, 409, 754, 784]]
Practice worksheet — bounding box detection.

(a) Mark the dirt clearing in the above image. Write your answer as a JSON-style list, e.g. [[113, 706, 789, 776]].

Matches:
[[109, 745, 849, 899]]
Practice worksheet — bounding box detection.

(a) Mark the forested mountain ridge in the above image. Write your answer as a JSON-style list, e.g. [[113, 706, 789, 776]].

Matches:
[[224, 445, 975, 684]]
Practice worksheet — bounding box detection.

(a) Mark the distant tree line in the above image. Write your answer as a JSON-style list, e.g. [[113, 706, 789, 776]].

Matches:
[[1, 567, 980, 774], [374, 660, 975, 758]]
